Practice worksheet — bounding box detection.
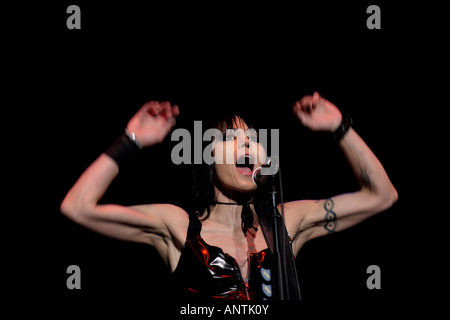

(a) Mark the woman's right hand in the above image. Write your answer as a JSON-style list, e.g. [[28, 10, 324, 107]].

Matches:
[[126, 101, 180, 148]]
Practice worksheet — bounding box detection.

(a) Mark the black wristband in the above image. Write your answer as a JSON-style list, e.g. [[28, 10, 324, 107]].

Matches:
[[333, 115, 352, 141], [104, 130, 142, 168]]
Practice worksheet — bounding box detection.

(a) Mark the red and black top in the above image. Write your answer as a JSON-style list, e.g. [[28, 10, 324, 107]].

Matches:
[[172, 212, 296, 300]]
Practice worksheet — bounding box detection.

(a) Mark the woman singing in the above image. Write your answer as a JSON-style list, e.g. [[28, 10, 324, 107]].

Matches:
[[60, 92, 397, 300]]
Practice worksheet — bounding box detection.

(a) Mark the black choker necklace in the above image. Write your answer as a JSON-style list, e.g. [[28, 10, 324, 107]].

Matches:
[[212, 201, 253, 206]]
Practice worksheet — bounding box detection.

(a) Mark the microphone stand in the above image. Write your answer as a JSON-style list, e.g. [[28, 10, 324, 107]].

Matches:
[[254, 158, 300, 300], [268, 160, 289, 300]]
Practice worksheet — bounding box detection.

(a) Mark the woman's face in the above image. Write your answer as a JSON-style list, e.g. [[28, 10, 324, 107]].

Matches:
[[212, 117, 267, 193]]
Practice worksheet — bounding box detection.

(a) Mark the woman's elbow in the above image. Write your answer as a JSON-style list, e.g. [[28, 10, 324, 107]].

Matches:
[[390, 186, 399, 205], [60, 196, 92, 223], [60, 195, 73, 216], [362, 183, 398, 214], [60, 197, 80, 222], [376, 185, 398, 212]]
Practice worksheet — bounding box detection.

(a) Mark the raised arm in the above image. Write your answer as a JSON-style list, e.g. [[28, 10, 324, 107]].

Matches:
[[284, 92, 398, 254], [60, 101, 187, 268]]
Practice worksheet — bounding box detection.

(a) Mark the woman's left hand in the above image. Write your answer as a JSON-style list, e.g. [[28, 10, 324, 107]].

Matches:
[[293, 92, 342, 132]]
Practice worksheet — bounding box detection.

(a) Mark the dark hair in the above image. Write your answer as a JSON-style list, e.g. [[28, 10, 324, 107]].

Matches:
[[190, 112, 262, 233], [190, 114, 252, 209]]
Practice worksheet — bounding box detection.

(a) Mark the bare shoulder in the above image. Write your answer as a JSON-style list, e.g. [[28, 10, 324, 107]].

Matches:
[[278, 200, 320, 253], [132, 202, 189, 236], [279, 200, 318, 229], [132, 203, 188, 216], [131, 203, 189, 228], [128, 203, 189, 269]]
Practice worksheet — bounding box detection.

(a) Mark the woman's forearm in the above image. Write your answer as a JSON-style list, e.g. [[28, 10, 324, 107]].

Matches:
[[61, 101, 179, 220]]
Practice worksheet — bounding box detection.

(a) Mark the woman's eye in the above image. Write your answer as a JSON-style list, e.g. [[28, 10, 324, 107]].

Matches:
[[223, 134, 236, 141]]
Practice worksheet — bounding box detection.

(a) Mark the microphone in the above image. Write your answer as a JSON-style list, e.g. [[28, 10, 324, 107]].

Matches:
[[252, 166, 268, 186], [252, 158, 279, 186]]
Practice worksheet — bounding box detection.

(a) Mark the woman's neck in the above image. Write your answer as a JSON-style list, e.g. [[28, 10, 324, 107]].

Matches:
[[207, 186, 254, 228]]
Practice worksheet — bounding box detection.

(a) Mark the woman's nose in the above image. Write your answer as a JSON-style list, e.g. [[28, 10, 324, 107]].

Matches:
[[239, 135, 250, 149]]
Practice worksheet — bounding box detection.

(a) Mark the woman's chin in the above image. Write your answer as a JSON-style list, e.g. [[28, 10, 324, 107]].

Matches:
[[230, 180, 257, 193]]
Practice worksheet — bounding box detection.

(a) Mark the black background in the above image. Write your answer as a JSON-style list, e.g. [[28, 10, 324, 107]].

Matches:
[[7, 1, 440, 318]]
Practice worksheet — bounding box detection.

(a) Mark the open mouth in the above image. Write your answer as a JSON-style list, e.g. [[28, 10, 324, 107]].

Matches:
[[235, 155, 256, 176]]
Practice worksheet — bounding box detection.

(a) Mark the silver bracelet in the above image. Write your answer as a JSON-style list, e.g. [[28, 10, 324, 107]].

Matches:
[[124, 128, 143, 149]]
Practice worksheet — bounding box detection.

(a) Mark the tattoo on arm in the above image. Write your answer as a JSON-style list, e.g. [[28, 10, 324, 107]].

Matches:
[[360, 167, 373, 192], [323, 198, 338, 234]]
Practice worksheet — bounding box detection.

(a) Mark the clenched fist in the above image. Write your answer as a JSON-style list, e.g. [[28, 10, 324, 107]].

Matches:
[[127, 101, 180, 147], [293, 92, 342, 132]]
